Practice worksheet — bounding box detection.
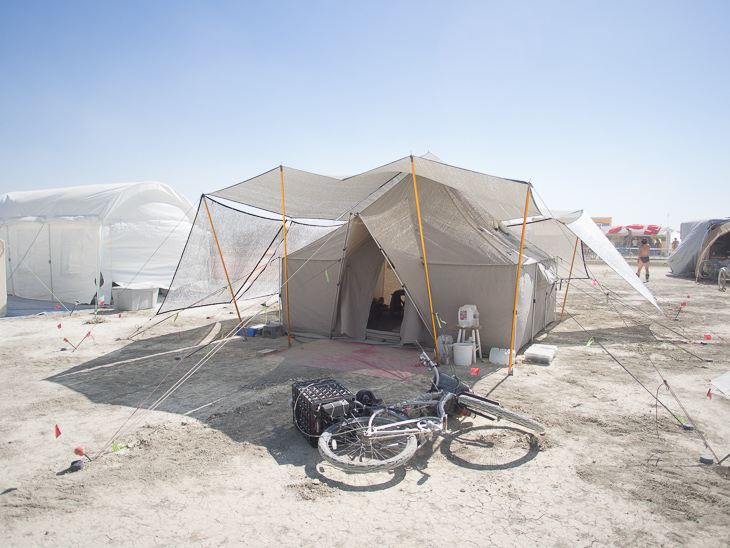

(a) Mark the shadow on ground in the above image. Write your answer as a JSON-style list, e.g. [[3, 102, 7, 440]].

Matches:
[[46, 319, 432, 469]]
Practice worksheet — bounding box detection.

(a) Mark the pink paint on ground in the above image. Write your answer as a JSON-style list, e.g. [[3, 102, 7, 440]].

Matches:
[[269, 339, 420, 380]]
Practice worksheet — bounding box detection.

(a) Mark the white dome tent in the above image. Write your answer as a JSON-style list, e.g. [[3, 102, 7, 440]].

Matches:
[[0, 182, 195, 305]]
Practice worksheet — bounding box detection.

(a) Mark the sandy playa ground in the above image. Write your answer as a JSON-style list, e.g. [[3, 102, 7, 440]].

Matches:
[[1, 264, 729, 547]]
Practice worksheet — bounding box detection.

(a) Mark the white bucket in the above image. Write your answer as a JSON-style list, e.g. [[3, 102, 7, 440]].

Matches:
[[453, 342, 474, 366]]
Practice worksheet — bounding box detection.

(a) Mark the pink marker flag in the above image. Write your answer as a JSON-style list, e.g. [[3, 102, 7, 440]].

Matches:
[[704, 334, 711, 340], [55, 305, 60, 310], [682, 302, 687, 306], [55, 425, 61, 438]]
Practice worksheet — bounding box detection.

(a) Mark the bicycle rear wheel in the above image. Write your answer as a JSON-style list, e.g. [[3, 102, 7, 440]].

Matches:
[[318, 416, 418, 473], [457, 394, 546, 434]]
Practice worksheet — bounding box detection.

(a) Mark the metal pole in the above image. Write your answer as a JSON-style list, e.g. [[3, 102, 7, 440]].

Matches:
[[410, 155, 440, 362], [203, 197, 246, 339], [508, 184, 531, 376], [280, 166, 292, 347], [561, 236, 580, 319]]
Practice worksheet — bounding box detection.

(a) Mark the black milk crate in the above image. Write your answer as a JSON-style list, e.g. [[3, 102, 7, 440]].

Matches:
[[292, 378, 355, 447]]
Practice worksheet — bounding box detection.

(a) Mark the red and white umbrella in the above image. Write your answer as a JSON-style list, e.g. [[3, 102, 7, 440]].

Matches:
[[606, 224, 664, 237]]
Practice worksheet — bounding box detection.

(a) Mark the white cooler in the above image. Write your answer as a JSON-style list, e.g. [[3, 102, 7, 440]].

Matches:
[[112, 284, 159, 311]]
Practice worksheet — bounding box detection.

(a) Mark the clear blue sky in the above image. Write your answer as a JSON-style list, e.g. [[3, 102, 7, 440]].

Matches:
[[1, 1, 727, 230]]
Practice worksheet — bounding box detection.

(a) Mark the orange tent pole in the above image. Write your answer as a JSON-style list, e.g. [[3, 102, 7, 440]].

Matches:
[[410, 155, 440, 362], [508, 184, 531, 376], [203, 197, 246, 339], [280, 166, 292, 347], [561, 237, 580, 319]]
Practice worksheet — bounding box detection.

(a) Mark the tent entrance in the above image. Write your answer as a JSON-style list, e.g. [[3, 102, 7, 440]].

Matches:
[[366, 261, 404, 336]]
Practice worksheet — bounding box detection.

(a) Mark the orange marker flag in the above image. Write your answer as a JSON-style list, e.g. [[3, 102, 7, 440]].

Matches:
[[55, 424, 61, 438]]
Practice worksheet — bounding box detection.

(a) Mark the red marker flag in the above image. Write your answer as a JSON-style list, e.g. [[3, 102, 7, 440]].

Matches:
[[55, 305, 60, 310], [471, 367, 480, 375], [707, 388, 712, 399], [682, 302, 687, 306], [704, 334, 711, 340], [55, 424, 61, 438], [57, 323, 62, 329]]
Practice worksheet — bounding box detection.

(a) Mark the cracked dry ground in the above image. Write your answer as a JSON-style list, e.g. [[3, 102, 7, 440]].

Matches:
[[1, 265, 729, 546]]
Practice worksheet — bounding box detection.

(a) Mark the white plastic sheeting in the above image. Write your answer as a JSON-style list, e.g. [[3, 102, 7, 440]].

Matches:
[[0, 182, 194, 304], [561, 211, 660, 310]]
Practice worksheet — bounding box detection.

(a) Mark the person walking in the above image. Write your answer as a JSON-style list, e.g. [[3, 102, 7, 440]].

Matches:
[[637, 238, 651, 281]]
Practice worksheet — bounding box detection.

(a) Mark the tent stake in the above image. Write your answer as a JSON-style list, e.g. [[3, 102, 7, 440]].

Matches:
[[203, 197, 246, 339], [410, 155, 440, 362], [280, 166, 292, 347], [508, 183, 532, 376], [561, 237, 580, 319]]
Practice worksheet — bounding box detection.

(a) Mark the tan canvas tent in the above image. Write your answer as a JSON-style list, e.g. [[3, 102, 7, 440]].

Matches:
[[162, 155, 558, 351], [284, 174, 557, 350]]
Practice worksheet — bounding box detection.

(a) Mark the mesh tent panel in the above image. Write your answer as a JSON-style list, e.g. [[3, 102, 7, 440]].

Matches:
[[208, 156, 539, 222], [159, 199, 282, 313], [240, 222, 339, 300]]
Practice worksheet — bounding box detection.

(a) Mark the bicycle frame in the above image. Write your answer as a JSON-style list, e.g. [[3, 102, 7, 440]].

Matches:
[[356, 351, 462, 445]]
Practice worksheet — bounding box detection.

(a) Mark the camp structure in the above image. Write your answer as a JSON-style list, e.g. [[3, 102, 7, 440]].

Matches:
[[283, 176, 558, 349], [162, 155, 561, 351], [162, 154, 661, 352], [0, 182, 195, 305], [668, 218, 730, 279]]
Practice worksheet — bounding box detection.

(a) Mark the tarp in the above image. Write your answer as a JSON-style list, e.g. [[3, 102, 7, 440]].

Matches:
[[210, 155, 540, 221], [560, 211, 660, 310], [0, 182, 195, 303], [668, 218, 730, 278]]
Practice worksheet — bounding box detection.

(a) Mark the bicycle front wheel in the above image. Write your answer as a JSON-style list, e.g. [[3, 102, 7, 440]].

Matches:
[[457, 394, 546, 434], [318, 416, 418, 473]]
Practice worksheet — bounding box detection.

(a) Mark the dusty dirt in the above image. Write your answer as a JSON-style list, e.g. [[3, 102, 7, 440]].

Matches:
[[1, 264, 729, 547]]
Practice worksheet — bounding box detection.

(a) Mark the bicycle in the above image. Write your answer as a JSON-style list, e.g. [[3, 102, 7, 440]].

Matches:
[[699, 259, 721, 281], [317, 344, 546, 473]]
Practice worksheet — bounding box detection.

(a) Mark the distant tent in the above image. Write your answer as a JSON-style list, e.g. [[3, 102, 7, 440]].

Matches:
[[668, 218, 730, 278], [0, 182, 195, 304]]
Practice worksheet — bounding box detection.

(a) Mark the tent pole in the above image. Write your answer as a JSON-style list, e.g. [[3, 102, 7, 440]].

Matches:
[[47, 224, 53, 296], [561, 237, 580, 319], [280, 166, 292, 347], [410, 155, 440, 362], [329, 213, 354, 338], [508, 183, 531, 376], [203, 196, 246, 339]]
